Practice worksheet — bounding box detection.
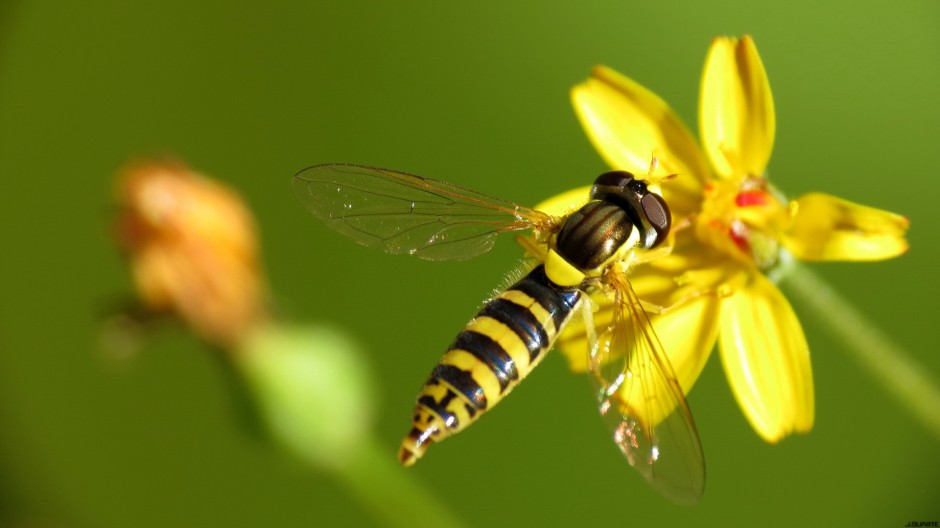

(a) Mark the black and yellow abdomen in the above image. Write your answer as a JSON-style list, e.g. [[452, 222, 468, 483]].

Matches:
[[399, 264, 582, 465]]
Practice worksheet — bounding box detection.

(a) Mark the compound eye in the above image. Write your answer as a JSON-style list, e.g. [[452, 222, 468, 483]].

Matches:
[[640, 192, 671, 248], [593, 170, 635, 188]]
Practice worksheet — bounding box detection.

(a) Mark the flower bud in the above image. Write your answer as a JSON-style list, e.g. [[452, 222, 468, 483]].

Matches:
[[115, 160, 268, 347]]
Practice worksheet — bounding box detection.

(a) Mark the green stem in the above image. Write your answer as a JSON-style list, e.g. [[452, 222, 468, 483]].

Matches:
[[782, 264, 940, 442], [337, 438, 466, 528]]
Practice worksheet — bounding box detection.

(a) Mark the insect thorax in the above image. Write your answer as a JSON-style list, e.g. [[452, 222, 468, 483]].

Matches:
[[554, 201, 637, 273], [546, 171, 672, 287]]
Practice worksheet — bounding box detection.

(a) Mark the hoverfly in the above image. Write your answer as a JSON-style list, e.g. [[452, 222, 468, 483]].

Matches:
[[293, 164, 705, 504]]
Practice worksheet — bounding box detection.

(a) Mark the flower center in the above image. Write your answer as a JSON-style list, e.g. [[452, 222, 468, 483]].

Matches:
[[695, 175, 786, 272]]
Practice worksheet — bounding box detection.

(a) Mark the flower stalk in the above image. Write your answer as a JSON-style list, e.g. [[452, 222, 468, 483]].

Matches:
[[338, 437, 467, 528], [781, 264, 940, 442]]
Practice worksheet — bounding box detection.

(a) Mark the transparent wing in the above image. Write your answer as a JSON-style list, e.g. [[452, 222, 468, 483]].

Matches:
[[589, 268, 705, 505], [293, 164, 556, 261]]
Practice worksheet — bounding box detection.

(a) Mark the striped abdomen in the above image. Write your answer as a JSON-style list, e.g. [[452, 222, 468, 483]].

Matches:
[[399, 264, 582, 465]]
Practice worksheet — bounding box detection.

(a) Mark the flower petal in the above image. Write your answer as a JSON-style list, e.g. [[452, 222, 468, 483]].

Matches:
[[556, 290, 719, 394], [719, 273, 814, 442], [781, 192, 910, 261], [555, 235, 724, 395], [572, 65, 709, 215], [651, 295, 721, 393], [533, 185, 592, 217], [699, 36, 775, 179]]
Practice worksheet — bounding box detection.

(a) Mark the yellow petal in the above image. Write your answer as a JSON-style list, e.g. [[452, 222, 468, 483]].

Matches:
[[719, 273, 814, 442], [699, 36, 776, 179], [572, 65, 709, 215], [556, 292, 719, 391], [650, 295, 720, 393], [781, 193, 910, 261], [554, 227, 735, 377], [533, 185, 592, 217]]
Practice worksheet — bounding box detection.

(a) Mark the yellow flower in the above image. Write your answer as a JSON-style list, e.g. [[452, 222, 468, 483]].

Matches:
[[545, 36, 909, 443], [115, 160, 269, 347]]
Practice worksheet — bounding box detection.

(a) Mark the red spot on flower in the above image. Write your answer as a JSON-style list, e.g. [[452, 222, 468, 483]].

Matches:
[[728, 224, 750, 254], [735, 190, 769, 207]]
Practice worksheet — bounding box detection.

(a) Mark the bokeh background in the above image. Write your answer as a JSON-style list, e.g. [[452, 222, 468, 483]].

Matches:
[[1, 1, 938, 526]]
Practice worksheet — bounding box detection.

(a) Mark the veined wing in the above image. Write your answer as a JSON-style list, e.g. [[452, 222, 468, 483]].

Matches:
[[589, 267, 705, 505], [293, 164, 557, 261]]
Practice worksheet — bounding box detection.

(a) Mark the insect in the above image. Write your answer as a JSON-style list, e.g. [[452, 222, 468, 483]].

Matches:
[[293, 164, 705, 504]]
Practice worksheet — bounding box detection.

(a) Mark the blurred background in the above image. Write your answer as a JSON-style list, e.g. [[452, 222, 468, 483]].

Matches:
[[0, 1, 938, 526]]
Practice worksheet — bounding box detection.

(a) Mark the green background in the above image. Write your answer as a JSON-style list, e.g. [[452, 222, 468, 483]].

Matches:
[[1, 1, 938, 526]]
